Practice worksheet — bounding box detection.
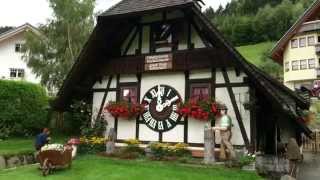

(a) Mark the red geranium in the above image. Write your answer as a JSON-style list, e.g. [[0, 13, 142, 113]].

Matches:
[[104, 101, 144, 119], [178, 99, 221, 121]]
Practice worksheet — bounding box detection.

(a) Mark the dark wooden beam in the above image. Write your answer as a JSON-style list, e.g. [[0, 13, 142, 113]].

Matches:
[[184, 71, 190, 143], [136, 73, 142, 139], [123, 27, 139, 56], [96, 75, 113, 121], [222, 69, 250, 148]]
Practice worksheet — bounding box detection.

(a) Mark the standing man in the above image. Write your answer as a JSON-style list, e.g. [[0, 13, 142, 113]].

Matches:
[[212, 104, 236, 160], [35, 128, 51, 151]]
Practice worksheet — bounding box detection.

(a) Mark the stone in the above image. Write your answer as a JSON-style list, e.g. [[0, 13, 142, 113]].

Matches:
[[25, 154, 36, 164], [256, 155, 289, 179], [106, 128, 116, 154], [204, 126, 215, 164], [6, 156, 21, 168], [0, 156, 6, 169]]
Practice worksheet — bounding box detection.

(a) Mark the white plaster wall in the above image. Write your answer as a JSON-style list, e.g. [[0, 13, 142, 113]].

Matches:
[[215, 68, 225, 84], [189, 69, 211, 79], [139, 125, 159, 141], [117, 119, 136, 140], [141, 26, 150, 54], [92, 91, 116, 129], [188, 118, 207, 143], [191, 26, 206, 49], [0, 32, 40, 83], [227, 68, 247, 83], [92, 76, 117, 89], [163, 124, 184, 142]]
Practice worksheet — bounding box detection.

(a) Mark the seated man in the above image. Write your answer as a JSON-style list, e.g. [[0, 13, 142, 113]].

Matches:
[[35, 128, 51, 151]]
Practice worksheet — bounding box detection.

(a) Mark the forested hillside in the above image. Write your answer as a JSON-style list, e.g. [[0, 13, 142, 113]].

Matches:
[[205, 0, 314, 46]]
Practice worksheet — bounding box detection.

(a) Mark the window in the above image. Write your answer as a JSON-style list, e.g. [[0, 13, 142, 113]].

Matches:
[[308, 59, 316, 69], [15, 43, 22, 52], [299, 37, 306, 47], [291, 39, 298, 48], [190, 83, 211, 101], [9, 68, 24, 78], [308, 36, 315, 46], [292, 60, 299, 71], [120, 86, 138, 103], [285, 62, 290, 72], [300, 60, 307, 70]]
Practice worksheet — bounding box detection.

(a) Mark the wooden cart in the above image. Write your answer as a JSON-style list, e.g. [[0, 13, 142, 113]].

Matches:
[[37, 148, 73, 176]]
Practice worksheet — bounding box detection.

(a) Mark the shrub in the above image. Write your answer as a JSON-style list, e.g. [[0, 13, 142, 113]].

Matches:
[[149, 142, 190, 159], [0, 80, 49, 139], [78, 136, 106, 154], [123, 139, 144, 155]]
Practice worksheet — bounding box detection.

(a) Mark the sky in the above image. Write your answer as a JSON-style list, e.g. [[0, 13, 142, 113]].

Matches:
[[0, 0, 231, 27]]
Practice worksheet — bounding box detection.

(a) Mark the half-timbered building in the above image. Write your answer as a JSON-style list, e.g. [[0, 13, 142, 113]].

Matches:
[[53, 0, 312, 154]]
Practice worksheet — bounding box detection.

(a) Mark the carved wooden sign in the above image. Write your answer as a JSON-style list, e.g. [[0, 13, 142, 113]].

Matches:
[[145, 54, 173, 71]]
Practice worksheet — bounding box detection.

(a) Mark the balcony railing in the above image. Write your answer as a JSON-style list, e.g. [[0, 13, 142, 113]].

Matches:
[[300, 20, 320, 32]]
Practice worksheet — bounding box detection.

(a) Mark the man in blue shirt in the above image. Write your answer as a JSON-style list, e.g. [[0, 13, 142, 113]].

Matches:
[[35, 128, 51, 151]]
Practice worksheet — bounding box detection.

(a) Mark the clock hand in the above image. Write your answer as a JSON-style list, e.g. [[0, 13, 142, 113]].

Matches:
[[162, 96, 179, 108], [157, 85, 162, 104]]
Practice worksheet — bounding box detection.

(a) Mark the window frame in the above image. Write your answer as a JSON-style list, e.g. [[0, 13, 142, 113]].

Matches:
[[120, 85, 138, 104], [308, 58, 316, 69], [299, 37, 306, 47], [292, 60, 299, 71], [9, 68, 25, 78], [291, 39, 298, 48], [284, 62, 290, 72], [308, 36, 315, 46], [15, 43, 22, 52], [300, 59, 308, 70], [189, 83, 211, 101]]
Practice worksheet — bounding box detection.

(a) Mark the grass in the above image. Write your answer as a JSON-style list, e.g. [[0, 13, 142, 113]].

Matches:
[[237, 41, 275, 66], [0, 135, 68, 156], [0, 155, 262, 180]]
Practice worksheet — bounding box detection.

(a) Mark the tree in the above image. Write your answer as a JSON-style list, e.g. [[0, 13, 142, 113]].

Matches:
[[23, 0, 95, 91]]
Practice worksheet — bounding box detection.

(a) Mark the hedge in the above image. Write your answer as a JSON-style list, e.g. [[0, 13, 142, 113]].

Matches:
[[0, 80, 49, 139]]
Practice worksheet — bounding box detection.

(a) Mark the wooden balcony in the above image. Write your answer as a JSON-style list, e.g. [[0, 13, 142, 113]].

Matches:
[[300, 20, 320, 32]]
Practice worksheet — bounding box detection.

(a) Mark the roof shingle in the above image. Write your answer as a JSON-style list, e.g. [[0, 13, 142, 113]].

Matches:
[[100, 0, 194, 17]]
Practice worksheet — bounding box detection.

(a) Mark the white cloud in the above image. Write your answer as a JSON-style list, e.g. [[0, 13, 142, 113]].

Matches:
[[0, 0, 230, 27]]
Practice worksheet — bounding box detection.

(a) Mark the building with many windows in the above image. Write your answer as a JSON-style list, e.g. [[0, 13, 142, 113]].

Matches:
[[0, 23, 40, 83], [271, 0, 320, 90]]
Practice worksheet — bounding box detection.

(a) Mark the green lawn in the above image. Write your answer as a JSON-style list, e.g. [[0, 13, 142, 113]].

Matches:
[[0, 155, 262, 180], [0, 135, 68, 156], [237, 41, 275, 66]]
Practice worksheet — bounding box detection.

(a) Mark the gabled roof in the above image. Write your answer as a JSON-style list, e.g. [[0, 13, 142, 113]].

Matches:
[[0, 26, 13, 35], [0, 23, 40, 43], [271, 0, 320, 63], [53, 0, 312, 136], [100, 0, 194, 17]]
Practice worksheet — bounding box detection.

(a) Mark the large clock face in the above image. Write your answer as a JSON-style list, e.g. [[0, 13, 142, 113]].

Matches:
[[142, 85, 182, 132]]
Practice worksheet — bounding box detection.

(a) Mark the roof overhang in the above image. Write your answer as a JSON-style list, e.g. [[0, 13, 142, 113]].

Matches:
[[0, 23, 41, 43], [271, 0, 320, 64]]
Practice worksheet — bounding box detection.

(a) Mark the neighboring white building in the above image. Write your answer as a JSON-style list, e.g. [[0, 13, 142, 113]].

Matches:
[[0, 23, 40, 84]]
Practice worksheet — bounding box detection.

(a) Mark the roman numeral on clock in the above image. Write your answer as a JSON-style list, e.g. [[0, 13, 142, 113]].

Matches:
[[169, 112, 179, 122]]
